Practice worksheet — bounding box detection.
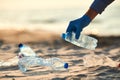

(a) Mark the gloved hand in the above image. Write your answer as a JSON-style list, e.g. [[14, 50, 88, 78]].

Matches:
[[66, 15, 91, 39]]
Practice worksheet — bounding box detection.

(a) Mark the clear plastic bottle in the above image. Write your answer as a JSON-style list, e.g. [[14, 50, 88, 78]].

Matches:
[[18, 43, 37, 58], [62, 32, 98, 50], [18, 56, 68, 72], [83, 54, 119, 68]]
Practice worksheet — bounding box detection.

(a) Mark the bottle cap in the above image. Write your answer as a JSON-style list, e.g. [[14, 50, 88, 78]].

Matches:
[[18, 54, 24, 58], [18, 43, 23, 48], [64, 63, 68, 69], [62, 33, 66, 39]]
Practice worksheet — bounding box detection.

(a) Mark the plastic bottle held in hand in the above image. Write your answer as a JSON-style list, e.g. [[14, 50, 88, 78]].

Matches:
[[62, 32, 98, 50], [18, 43, 36, 58], [18, 56, 68, 72]]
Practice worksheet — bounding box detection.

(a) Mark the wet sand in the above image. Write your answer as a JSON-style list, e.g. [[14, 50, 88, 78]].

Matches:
[[0, 30, 120, 80]]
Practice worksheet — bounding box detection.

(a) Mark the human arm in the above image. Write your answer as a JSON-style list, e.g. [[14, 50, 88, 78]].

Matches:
[[66, 0, 115, 39]]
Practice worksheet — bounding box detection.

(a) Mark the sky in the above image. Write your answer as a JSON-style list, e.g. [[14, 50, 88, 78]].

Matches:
[[0, 0, 92, 10], [0, 0, 119, 36]]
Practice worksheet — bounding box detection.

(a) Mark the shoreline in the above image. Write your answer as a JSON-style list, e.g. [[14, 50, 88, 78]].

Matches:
[[0, 29, 119, 43]]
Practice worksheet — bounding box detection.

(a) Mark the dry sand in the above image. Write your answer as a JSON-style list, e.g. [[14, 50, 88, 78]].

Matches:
[[0, 29, 120, 80]]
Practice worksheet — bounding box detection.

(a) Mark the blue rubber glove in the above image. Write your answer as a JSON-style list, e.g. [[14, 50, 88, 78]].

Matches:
[[66, 15, 91, 39]]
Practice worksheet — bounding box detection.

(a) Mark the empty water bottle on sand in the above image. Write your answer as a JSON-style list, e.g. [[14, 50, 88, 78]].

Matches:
[[18, 44, 68, 72], [18, 43, 37, 58], [62, 32, 98, 50], [18, 56, 68, 72], [83, 53, 119, 68]]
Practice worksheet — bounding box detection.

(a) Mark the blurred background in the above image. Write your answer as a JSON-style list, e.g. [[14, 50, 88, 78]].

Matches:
[[0, 1, 120, 80], [0, 0, 120, 43]]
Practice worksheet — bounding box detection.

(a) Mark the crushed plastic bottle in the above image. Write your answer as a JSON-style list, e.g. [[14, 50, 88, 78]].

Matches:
[[18, 56, 68, 72], [18, 44, 68, 72], [18, 43, 37, 58], [62, 32, 98, 50], [83, 53, 119, 68]]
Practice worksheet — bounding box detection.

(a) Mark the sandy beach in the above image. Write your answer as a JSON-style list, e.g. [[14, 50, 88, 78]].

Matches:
[[0, 29, 120, 80], [0, 0, 120, 80]]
